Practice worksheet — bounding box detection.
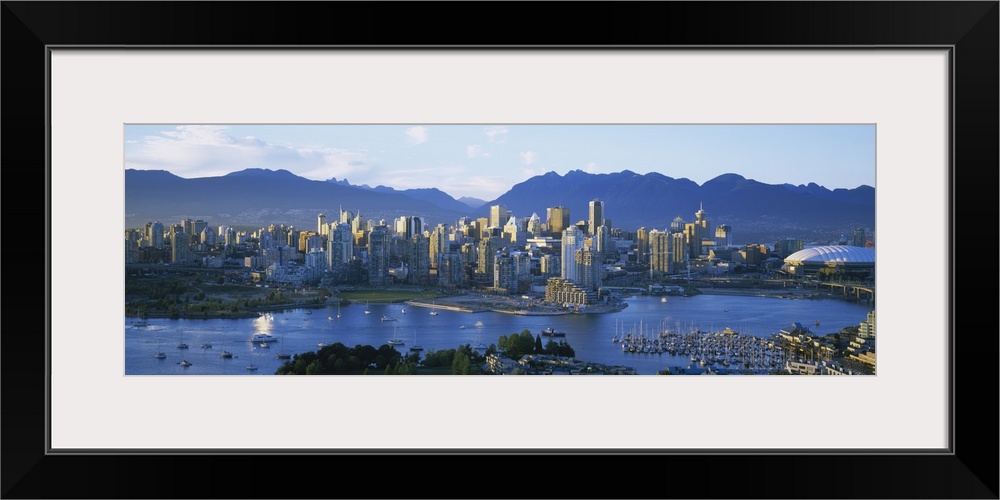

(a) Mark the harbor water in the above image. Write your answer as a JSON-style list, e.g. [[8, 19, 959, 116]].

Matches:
[[125, 294, 873, 375]]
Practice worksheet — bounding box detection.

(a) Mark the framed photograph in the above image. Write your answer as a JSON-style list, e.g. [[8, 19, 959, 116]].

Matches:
[[5, 2, 996, 498]]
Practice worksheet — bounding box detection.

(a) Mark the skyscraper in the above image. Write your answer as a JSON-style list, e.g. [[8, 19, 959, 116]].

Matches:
[[588, 199, 604, 236], [367, 225, 391, 286], [317, 212, 327, 237], [649, 229, 672, 274], [548, 206, 569, 238], [852, 227, 867, 247], [636, 227, 649, 266], [685, 203, 710, 256], [489, 204, 508, 228], [561, 226, 584, 283], [429, 223, 449, 269], [715, 224, 732, 248], [327, 222, 354, 270], [575, 247, 601, 290]]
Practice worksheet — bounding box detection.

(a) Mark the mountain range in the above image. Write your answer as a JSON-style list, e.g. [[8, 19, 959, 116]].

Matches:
[[125, 168, 874, 244]]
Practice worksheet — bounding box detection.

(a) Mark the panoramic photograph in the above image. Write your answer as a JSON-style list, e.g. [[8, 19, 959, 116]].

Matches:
[[124, 124, 876, 376]]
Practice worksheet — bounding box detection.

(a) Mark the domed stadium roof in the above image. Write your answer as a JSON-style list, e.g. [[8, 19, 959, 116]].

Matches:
[[784, 246, 875, 265]]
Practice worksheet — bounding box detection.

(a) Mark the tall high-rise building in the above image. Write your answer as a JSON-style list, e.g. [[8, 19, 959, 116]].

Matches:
[[671, 232, 687, 267], [145, 221, 164, 248], [429, 224, 449, 269], [489, 204, 508, 228], [575, 247, 601, 290], [670, 216, 686, 233], [327, 222, 354, 270], [170, 230, 189, 263], [595, 225, 611, 262], [852, 227, 867, 247], [685, 203, 710, 256], [649, 229, 672, 274], [526, 213, 542, 237], [406, 234, 431, 285], [547, 206, 570, 238], [439, 250, 466, 287], [561, 226, 584, 283], [636, 227, 649, 266], [394, 216, 425, 240], [477, 236, 499, 278], [715, 224, 732, 248], [317, 212, 327, 237], [367, 225, 391, 286], [588, 199, 604, 236]]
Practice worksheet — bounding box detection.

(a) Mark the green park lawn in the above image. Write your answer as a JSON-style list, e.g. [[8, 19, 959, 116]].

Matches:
[[336, 289, 441, 303]]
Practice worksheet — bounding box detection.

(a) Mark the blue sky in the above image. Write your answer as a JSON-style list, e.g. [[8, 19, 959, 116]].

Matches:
[[125, 124, 875, 201]]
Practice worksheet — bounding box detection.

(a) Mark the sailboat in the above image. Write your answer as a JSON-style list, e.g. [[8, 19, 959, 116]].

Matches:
[[429, 301, 439, 316], [246, 362, 258, 371], [275, 336, 291, 359], [364, 301, 372, 315], [387, 323, 405, 346], [337, 302, 341, 319], [409, 329, 423, 352], [153, 341, 167, 359], [176, 332, 189, 349]]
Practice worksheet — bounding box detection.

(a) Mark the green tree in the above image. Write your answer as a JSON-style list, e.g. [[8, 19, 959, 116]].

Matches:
[[535, 334, 543, 354], [452, 350, 471, 375]]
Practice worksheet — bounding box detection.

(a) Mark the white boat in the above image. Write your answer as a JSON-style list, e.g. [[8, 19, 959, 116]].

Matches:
[[177, 360, 192, 367], [153, 341, 166, 359], [429, 309, 439, 316], [304, 309, 312, 314], [200, 343, 213, 349], [661, 297, 668, 303], [364, 302, 372, 315], [132, 321, 150, 328], [219, 351, 234, 359], [401, 307, 407, 314], [176, 342, 189, 349], [387, 323, 404, 346], [381, 315, 397, 322], [251, 333, 278, 343], [541, 327, 565, 337], [259, 342, 270, 348], [246, 363, 258, 371]]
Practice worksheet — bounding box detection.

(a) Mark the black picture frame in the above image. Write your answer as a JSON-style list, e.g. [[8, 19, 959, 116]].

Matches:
[[3, 2, 997, 498]]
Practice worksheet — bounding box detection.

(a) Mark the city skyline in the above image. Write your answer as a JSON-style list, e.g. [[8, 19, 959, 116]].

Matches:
[[125, 124, 876, 202]]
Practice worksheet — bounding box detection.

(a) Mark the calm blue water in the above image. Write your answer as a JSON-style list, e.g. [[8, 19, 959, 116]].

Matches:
[[125, 294, 872, 375]]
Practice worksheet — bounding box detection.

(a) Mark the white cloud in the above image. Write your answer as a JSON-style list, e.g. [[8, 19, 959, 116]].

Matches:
[[483, 126, 508, 143], [125, 125, 374, 181], [466, 145, 489, 158], [583, 162, 599, 173], [519, 151, 537, 165], [520, 168, 537, 178], [404, 126, 429, 145]]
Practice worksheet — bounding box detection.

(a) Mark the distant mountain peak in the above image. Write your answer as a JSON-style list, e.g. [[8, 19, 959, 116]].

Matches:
[[225, 168, 298, 179]]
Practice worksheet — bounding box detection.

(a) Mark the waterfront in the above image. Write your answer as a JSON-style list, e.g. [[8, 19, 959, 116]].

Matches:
[[125, 294, 872, 375]]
